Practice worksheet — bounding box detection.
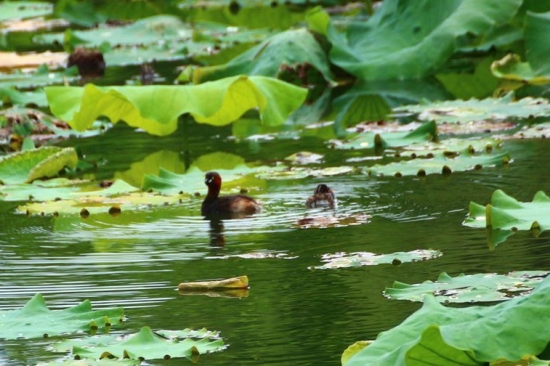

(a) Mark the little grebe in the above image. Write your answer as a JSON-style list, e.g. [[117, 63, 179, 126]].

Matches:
[[201, 171, 262, 217], [306, 184, 336, 208]]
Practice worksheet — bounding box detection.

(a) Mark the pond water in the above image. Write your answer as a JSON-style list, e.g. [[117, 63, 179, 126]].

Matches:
[[1, 120, 550, 365]]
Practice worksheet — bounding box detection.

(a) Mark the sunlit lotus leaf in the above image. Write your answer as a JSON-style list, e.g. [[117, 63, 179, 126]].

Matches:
[[0, 146, 77, 184], [17, 182, 184, 216], [344, 275, 550, 366], [394, 95, 550, 124], [0, 51, 67, 70], [384, 271, 548, 303], [0, 293, 123, 340], [384, 138, 502, 159], [285, 152, 324, 165], [436, 121, 516, 135], [342, 341, 372, 366], [53, 326, 225, 361], [368, 150, 510, 177], [311, 249, 441, 270], [0, 1, 52, 22], [0, 65, 78, 89], [192, 28, 334, 84], [464, 190, 550, 238], [206, 251, 296, 260], [256, 166, 356, 181], [37, 359, 138, 366], [328, 0, 521, 81], [509, 122, 550, 139], [0, 178, 101, 202], [45, 75, 308, 136], [331, 122, 437, 150]]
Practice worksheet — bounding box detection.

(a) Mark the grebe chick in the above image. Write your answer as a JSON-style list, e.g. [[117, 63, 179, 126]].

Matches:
[[201, 171, 262, 217], [306, 184, 336, 208]]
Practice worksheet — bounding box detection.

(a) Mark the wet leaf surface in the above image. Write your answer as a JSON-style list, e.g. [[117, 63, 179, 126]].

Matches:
[[311, 249, 441, 270]]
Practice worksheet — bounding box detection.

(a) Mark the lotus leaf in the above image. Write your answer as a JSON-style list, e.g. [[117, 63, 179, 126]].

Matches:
[[0, 88, 47, 107], [54, 326, 225, 361], [45, 75, 308, 136], [328, 0, 521, 80], [368, 150, 510, 178], [0, 65, 78, 90], [384, 138, 502, 159], [37, 359, 138, 366], [491, 11, 550, 85], [394, 95, 550, 124], [192, 28, 334, 84], [344, 275, 550, 365], [384, 271, 548, 303], [311, 249, 441, 270], [436, 58, 500, 99], [464, 190, 550, 239], [0, 1, 52, 22], [332, 121, 437, 150], [0, 293, 123, 340], [0, 146, 77, 184], [511, 122, 550, 139]]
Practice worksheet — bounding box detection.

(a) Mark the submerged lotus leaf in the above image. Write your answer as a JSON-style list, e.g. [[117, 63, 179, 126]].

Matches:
[[344, 275, 550, 366], [0, 293, 123, 340], [0, 146, 77, 184], [192, 28, 334, 83], [54, 326, 225, 361], [368, 150, 510, 178], [332, 121, 437, 150], [311, 249, 441, 270], [464, 189, 550, 234], [384, 271, 548, 303], [395, 95, 550, 124], [0, 1, 52, 22], [45, 75, 308, 136], [328, 0, 521, 80]]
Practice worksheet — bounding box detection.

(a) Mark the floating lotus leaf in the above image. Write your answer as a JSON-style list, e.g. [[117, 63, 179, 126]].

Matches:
[[45, 75, 308, 136], [344, 275, 550, 366], [368, 150, 510, 178], [384, 271, 548, 303], [395, 95, 550, 124], [37, 359, 138, 366], [53, 326, 225, 361], [0, 294, 123, 340], [311, 249, 441, 270], [192, 28, 334, 84], [509, 122, 550, 139], [463, 190, 550, 248], [328, 0, 521, 80], [0, 88, 47, 107], [0, 65, 78, 90], [0, 1, 52, 22], [383, 138, 502, 159], [331, 121, 437, 150], [0, 146, 78, 184], [295, 213, 370, 229]]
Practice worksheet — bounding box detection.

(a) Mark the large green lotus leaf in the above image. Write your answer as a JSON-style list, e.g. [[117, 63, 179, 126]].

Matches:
[[384, 271, 548, 303], [0, 178, 114, 202], [328, 0, 521, 80], [54, 326, 225, 361], [464, 189, 550, 233], [344, 275, 550, 366], [45, 75, 308, 136], [394, 95, 550, 124], [332, 121, 437, 150], [0, 1, 52, 22], [0, 146, 77, 184], [311, 249, 442, 270], [368, 150, 510, 177], [0, 88, 47, 107], [0, 293, 123, 340], [436, 58, 500, 99], [192, 28, 334, 83]]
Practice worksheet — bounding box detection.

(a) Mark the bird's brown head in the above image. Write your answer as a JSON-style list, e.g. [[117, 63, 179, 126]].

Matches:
[[205, 171, 222, 187]]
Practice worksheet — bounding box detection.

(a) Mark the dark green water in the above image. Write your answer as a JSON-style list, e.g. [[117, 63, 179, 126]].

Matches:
[[1, 124, 550, 365]]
